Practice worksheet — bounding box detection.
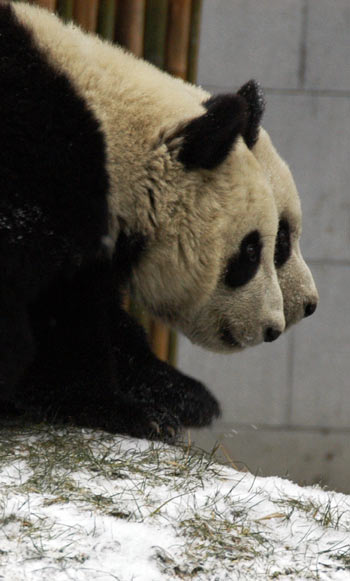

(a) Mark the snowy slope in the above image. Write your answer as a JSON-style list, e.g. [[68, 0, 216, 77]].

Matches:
[[0, 424, 349, 580]]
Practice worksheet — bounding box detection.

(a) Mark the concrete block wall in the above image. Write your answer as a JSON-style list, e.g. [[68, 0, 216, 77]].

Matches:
[[177, 0, 350, 493]]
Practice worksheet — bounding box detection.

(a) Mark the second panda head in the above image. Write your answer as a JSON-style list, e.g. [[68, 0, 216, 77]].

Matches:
[[236, 81, 319, 329], [252, 130, 319, 328]]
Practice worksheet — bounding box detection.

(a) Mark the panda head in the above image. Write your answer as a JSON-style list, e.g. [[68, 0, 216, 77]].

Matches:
[[126, 87, 285, 352], [251, 128, 319, 328]]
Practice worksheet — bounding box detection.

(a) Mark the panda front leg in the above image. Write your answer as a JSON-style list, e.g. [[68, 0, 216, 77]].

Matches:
[[57, 258, 221, 437], [111, 304, 221, 431], [16, 262, 181, 442], [16, 262, 219, 441]]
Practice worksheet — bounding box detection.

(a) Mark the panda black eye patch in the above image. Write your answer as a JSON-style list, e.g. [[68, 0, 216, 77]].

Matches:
[[274, 219, 291, 268], [224, 230, 262, 288]]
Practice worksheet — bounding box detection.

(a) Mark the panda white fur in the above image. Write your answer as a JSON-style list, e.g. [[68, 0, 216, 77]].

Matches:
[[1, 2, 292, 440]]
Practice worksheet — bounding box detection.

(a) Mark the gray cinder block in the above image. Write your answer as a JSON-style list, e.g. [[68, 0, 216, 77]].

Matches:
[[305, 0, 350, 91], [291, 263, 350, 428], [197, 0, 303, 90], [178, 332, 290, 426], [262, 93, 350, 262]]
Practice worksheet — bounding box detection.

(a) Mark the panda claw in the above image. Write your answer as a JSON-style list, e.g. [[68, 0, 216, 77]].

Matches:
[[145, 411, 181, 442]]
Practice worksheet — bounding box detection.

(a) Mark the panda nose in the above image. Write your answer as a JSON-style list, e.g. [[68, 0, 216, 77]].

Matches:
[[304, 302, 317, 318], [264, 327, 282, 343]]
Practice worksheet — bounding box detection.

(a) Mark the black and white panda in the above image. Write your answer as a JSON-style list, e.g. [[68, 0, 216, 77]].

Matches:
[[0, 2, 286, 440]]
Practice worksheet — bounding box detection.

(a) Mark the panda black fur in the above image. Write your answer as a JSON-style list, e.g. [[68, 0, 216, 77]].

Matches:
[[0, 2, 109, 396], [0, 2, 287, 440]]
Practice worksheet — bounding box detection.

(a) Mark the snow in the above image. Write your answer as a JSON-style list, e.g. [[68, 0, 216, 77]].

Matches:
[[0, 426, 349, 580]]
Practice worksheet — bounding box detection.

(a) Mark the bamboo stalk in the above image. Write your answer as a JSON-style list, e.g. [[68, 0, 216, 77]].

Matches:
[[164, 0, 192, 79], [143, 1, 172, 361], [114, 0, 146, 57], [160, 0, 194, 363], [57, 0, 73, 21], [168, 329, 178, 365], [144, 0, 168, 69], [73, 0, 99, 32], [147, 0, 194, 363], [187, 0, 202, 82], [31, 0, 57, 10], [97, 0, 117, 40], [150, 320, 170, 362]]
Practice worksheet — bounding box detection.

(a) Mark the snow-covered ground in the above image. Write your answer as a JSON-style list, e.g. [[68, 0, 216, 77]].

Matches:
[[0, 424, 349, 580]]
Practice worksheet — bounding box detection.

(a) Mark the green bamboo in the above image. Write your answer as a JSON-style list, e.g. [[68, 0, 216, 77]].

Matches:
[[144, 0, 168, 69], [97, 0, 117, 41], [57, 0, 73, 21], [187, 0, 202, 82]]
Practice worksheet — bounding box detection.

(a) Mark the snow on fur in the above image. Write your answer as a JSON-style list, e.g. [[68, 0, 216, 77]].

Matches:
[[0, 424, 349, 580]]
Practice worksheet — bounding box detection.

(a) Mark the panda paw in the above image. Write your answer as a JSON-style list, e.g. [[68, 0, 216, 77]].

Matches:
[[73, 392, 182, 443], [147, 411, 180, 443], [168, 373, 221, 428], [111, 398, 182, 443], [124, 359, 221, 429]]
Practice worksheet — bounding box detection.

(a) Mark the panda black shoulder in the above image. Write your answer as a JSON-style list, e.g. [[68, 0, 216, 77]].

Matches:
[[0, 2, 109, 261]]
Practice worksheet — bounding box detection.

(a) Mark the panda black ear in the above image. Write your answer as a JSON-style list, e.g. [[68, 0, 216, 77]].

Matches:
[[176, 94, 248, 170], [237, 80, 266, 149]]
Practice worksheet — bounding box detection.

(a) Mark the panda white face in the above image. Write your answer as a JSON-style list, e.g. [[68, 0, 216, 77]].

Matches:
[[174, 148, 284, 352], [253, 129, 319, 328], [129, 118, 285, 352]]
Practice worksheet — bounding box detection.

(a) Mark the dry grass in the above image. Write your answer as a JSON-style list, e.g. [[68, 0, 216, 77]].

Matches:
[[0, 418, 349, 580]]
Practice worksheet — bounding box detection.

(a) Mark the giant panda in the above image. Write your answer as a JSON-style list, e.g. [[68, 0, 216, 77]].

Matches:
[[0, 1, 286, 440]]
